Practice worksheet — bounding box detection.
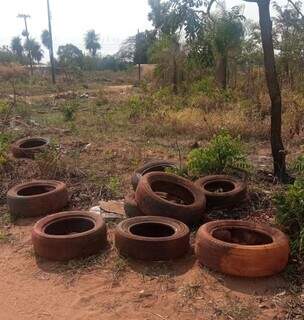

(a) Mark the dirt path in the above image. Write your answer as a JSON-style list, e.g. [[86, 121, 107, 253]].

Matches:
[[25, 85, 134, 102]]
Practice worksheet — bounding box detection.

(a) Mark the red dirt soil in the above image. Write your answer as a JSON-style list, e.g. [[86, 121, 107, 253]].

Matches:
[[0, 217, 290, 320]]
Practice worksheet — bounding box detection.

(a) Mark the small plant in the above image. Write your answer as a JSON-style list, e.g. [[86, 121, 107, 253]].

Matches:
[[0, 133, 11, 167], [128, 95, 143, 120], [107, 176, 120, 197], [187, 131, 249, 176], [61, 99, 79, 121], [292, 155, 304, 176], [274, 179, 304, 259]]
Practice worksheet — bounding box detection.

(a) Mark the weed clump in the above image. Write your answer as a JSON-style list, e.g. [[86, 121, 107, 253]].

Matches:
[[274, 179, 304, 260], [187, 131, 249, 176], [61, 99, 79, 121]]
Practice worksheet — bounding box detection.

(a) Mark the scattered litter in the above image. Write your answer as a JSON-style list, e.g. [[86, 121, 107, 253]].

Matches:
[[90, 200, 125, 220]]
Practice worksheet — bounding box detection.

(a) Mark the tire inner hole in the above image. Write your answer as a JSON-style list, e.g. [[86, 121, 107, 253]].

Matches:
[[17, 185, 56, 196], [20, 139, 46, 148], [204, 181, 235, 193], [212, 227, 273, 245], [44, 218, 95, 235], [130, 223, 175, 237], [143, 165, 171, 175], [151, 181, 194, 205]]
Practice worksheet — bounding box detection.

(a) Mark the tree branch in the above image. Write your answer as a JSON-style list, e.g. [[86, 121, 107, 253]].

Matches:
[[287, 0, 304, 18]]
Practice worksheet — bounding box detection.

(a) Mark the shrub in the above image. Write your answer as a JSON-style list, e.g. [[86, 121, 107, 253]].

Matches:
[[61, 99, 79, 121], [274, 180, 304, 259], [0, 133, 10, 166], [292, 155, 304, 175], [187, 132, 249, 176]]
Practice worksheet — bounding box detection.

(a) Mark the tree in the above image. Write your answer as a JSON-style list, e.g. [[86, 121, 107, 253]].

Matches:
[[212, 8, 244, 89], [24, 39, 43, 64], [148, 0, 244, 89], [149, 34, 183, 93], [84, 30, 101, 57], [244, 0, 287, 181], [57, 44, 84, 69], [41, 30, 51, 50], [11, 37, 24, 58]]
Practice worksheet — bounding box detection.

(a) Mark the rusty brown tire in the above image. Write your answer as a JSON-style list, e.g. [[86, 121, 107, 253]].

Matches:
[[7, 180, 68, 219], [131, 160, 177, 191], [115, 216, 190, 261], [195, 175, 247, 209], [135, 172, 206, 226], [124, 193, 144, 218], [195, 220, 290, 277], [32, 211, 107, 261], [11, 137, 49, 159]]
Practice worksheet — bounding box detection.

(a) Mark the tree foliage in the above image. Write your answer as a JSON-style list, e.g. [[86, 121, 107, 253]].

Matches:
[[84, 30, 101, 57]]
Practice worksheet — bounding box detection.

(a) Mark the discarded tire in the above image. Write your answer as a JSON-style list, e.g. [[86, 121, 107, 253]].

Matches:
[[115, 216, 190, 261], [135, 172, 206, 225], [124, 193, 144, 217], [131, 160, 177, 191], [195, 175, 247, 209], [195, 220, 289, 277], [7, 180, 68, 219], [32, 211, 107, 261], [11, 137, 49, 159]]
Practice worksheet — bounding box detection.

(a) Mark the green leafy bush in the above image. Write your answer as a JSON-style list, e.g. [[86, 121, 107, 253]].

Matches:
[[61, 100, 79, 121], [187, 132, 249, 176], [274, 180, 304, 259]]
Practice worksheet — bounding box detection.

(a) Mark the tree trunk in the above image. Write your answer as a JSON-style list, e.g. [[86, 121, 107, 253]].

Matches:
[[215, 54, 227, 90], [138, 63, 141, 82], [47, 0, 56, 84], [257, 0, 287, 182], [172, 55, 178, 94]]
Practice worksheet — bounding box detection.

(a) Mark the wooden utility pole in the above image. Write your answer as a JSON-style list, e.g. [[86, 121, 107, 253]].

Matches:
[[17, 14, 33, 76], [47, 0, 56, 84]]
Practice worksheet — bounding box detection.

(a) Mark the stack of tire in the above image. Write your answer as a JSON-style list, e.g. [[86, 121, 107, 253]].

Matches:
[[118, 160, 290, 277], [124, 160, 207, 226]]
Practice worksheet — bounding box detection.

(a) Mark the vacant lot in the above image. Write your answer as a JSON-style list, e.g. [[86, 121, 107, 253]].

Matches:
[[0, 72, 303, 320]]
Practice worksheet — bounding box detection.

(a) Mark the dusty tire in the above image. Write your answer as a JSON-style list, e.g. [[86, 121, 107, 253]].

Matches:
[[135, 172, 206, 226], [195, 220, 290, 277], [32, 211, 107, 261], [124, 193, 144, 217], [11, 137, 49, 159], [7, 180, 68, 219], [195, 175, 247, 209], [131, 160, 177, 191], [115, 216, 190, 261]]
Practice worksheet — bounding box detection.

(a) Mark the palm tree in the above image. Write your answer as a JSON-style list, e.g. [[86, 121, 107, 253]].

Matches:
[[24, 39, 43, 64], [84, 30, 101, 56], [212, 10, 244, 89], [41, 30, 51, 50], [11, 37, 24, 58]]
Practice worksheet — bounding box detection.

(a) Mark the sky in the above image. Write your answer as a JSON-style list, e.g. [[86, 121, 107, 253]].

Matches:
[[0, 0, 286, 56]]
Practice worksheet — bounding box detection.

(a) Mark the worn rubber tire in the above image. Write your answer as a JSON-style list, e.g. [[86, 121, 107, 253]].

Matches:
[[115, 216, 190, 261], [124, 193, 144, 217], [32, 211, 107, 261], [135, 172, 206, 226], [195, 175, 247, 209], [11, 137, 49, 159], [131, 160, 177, 191], [195, 220, 290, 277], [7, 180, 68, 219]]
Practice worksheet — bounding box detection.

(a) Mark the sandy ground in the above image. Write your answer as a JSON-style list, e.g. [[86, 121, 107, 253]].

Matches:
[[0, 219, 291, 320]]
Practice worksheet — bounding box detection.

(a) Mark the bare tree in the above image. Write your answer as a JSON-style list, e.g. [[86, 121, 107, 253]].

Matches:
[[244, 0, 288, 182]]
